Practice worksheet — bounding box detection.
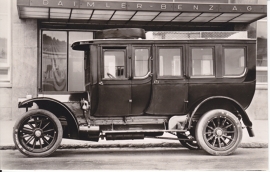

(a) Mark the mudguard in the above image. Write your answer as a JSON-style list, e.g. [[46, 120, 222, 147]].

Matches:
[[18, 97, 79, 129], [188, 96, 254, 137]]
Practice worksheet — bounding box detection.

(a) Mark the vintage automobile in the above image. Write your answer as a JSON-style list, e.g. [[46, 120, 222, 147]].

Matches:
[[13, 28, 256, 157]]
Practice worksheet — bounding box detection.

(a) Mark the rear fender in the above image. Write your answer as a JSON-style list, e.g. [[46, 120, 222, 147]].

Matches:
[[188, 96, 253, 136]]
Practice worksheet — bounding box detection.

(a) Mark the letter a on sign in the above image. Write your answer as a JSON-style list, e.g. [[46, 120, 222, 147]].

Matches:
[[232, 6, 237, 11], [58, 1, 63, 6]]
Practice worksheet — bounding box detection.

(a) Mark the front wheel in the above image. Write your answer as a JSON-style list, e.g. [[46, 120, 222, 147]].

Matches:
[[13, 109, 63, 157], [195, 109, 242, 156]]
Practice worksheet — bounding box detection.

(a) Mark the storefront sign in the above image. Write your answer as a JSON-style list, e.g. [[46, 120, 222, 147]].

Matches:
[[28, 0, 266, 13], [30, 0, 80, 8]]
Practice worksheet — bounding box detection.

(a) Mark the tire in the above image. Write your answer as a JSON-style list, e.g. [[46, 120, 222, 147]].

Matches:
[[195, 109, 242, 156], [13, 109, 63, 157]]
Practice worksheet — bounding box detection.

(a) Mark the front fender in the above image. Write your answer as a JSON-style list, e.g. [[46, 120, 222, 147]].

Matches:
[[19, 97, 79, 129]]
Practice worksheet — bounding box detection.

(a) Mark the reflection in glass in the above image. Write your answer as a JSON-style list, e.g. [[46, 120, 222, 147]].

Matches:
[[135, 49, 149, 77], [191, 48, 213, 76], [42, 31, 67, 91], [0, 0, 10, 82], [104, 51, 126, 79], [224, 48, 245, 76], [159, 49, 181, 76], [69, 32, 93, 91], [0, 14, 8, 63], [257, 20, 267, 67]]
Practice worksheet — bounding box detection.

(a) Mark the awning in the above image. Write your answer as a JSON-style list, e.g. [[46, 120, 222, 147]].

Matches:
[[17, 0, 267, 31]]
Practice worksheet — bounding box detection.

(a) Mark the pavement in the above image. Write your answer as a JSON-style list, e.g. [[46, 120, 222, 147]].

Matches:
[[0, 120, 268, 149]]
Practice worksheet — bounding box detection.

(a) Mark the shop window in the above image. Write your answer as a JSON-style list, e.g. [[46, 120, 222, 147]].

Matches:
[[223, 48, 245, 76], [69, 32, 93, 91], [256, 18, 267, 85], [41, 30, 93, 91], [159, 48, 182, 77], [0, 0, 11, 87], [42, 31, 67, 91], [103, 50, 126, 79], [257, 19, 267, 67], [134, 48, 149, 77], [191, 48, 214, 77]]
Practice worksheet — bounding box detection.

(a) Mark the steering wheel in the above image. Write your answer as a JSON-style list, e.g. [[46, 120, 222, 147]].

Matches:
[[107, 73, 115, 79]]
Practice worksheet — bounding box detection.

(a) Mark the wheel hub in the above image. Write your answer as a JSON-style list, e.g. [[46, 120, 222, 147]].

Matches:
[[215, 128, 223, 136], [34, 129, 42, 138]]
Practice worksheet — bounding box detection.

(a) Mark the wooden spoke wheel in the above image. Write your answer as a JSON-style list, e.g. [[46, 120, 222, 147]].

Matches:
[[195, 109, 242, 156], [13, 109, 63, 157]]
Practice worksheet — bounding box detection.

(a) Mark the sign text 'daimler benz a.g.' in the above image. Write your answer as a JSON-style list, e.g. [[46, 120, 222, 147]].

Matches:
[[29, 0, 266, 13]]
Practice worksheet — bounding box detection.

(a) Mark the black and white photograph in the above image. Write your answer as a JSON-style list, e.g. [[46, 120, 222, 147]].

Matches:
[[0, 0, 268, 171]]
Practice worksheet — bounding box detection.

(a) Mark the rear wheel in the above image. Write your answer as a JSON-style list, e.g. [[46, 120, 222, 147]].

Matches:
[[195, 109, 242, 156], [13, 109, 63, 157]]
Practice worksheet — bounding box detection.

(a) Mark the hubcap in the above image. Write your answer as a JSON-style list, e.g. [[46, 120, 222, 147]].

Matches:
[[34, 130, 42, 137], [215, 128, 223, 136]]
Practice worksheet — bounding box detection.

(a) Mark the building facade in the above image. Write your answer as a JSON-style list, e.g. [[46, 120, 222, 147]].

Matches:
[[0, 0, 267, 120]]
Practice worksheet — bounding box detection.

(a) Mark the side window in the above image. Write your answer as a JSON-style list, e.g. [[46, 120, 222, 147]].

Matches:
[[223, 48, 245, 76], [134, 48, 149, 77], [159, 48, 182, 77], [103, 50, 126, 79], [191, 48, 214, 77]]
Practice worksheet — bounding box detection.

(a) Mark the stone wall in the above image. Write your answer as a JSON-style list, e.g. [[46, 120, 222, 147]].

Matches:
[[0, 0, 37, 120], [246, 88, 268, 120]]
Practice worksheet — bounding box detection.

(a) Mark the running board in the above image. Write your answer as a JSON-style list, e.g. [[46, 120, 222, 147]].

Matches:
[[145, 136, 195, 141], [101, 129, 187, 134]]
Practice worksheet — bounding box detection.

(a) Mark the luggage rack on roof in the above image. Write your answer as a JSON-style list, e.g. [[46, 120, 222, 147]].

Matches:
[[149, 31, 248, 39]]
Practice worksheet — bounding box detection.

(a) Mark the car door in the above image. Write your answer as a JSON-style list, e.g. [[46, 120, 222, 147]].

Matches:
[[130, 45, 152, 115], [96, 46, 131, 116], [146, 45, 188, 115]]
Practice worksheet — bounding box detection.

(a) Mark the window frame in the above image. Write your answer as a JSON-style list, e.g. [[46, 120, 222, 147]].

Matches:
[[132, 45, 151, 80], [39, 29, 93, 92], [157, 46, 184, 79], [101, 48, 128, 80], [0, 0, 11, 87], [222, 46, 247, 78], [189, 46, 216, 78]]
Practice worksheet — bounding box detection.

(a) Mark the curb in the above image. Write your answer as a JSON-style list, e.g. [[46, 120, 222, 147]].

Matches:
[[0, 142, 268, 150]]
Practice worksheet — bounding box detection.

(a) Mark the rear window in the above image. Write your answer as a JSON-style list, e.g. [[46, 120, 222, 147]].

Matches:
[[223, 48, 245, 76]]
